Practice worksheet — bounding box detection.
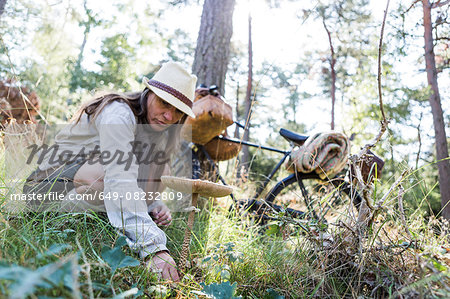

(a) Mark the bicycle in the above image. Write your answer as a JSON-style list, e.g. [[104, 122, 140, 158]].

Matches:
[[171, 86, 364, 224], [174, 129, 361, 223]]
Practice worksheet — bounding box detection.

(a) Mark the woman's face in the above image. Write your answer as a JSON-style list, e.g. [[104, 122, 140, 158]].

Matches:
[[146, 92, 184, 131]]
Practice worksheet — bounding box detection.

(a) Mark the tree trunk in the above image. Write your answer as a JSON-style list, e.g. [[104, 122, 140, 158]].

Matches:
[[0, 0, 7, 17], [240, 13, 253, 175], [192, 0, 236, 96], [323, 20, 336, 130], [191, 0, 235, 182], [234, 82, 240, 139], [421, 0, 450, 219]]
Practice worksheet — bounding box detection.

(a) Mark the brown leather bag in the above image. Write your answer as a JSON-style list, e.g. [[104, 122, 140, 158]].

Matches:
[[181, 94, 233, 145], [203, 131, 241, 161]]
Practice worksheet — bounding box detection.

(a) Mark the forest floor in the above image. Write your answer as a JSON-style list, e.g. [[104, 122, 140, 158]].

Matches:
[[0, 121, 449, 298], [1, 178, 449, 298]]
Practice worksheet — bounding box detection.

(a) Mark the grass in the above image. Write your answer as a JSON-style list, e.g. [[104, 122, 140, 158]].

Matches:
[[1, 194, 449, 298], [0, 125, 449, 298]]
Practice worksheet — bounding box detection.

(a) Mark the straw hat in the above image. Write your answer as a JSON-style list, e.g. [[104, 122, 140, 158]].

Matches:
[[143, 62, 197, 118]]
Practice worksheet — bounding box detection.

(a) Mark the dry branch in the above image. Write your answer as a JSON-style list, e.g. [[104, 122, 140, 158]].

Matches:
[[377, 0, 390, 123], [406, 0, 421, 13], [345, 0, 394, 248], [350, 0, 391, 185], [432, 0, 450, 8]]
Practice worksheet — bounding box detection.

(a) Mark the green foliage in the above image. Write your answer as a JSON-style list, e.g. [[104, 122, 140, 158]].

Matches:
[[0, 211, 151, 297], [247, 146, 279, 183], [0, 0, 449, 297], [264, 288, 285, 299], [0, 0, 176, 123], [95, 34, 137, 91], [263, 62, 312, 127], [198, 281, 242, 299], [69, 32, 138, 93], [200, 242, 243, 283], [147, 284, 170, 298], [0, 177, 448, 298], [101, 236, 140, 273], [67, 59, 98, 93], [0, 254, 79, 298], [402, 163, 442, 217], [166, 29, 195, 64], [35, 243, 72, 259], [310, 0, 374, 106]]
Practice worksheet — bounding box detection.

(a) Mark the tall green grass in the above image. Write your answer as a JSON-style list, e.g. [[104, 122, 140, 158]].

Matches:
[[1, 198, 448, 298]]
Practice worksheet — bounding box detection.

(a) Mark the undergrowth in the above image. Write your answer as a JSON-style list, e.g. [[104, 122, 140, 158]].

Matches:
[[0, 193, 449, 298], [0, 125, 449, 298]]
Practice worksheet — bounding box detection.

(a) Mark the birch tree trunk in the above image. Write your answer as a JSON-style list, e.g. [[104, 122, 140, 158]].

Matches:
[[192, 0, 236, 96], [421, 0, 450, 219]]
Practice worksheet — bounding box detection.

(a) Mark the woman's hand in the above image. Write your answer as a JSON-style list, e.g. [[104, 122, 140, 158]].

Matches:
[[146, 251, 179, 282], [150, 202, 172, 226]]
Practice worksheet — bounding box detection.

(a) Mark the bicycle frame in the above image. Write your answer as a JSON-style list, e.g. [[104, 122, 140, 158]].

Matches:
[[172, 88, 362, 221], [193, 133, 362, 217], [171, 118, 362, 221], [211, 135, 293, 201], [173, 120, 297, 203]]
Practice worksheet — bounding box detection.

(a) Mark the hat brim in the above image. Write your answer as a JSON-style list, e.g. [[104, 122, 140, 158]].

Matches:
[[143, 77, 196, 119]]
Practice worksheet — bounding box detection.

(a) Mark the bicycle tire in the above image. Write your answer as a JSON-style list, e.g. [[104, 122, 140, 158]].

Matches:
[[248, 172, 362, 222]]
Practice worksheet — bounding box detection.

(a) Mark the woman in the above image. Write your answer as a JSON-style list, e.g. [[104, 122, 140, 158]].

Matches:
[[23, 62, 197, 281]]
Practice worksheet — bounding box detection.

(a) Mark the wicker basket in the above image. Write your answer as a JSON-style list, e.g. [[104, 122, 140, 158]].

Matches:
[[181, 95, 233, 145], [203, 132, 242, 161]]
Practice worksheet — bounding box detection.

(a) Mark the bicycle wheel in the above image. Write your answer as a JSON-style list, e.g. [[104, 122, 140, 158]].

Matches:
[[259, 172, 361, 222]]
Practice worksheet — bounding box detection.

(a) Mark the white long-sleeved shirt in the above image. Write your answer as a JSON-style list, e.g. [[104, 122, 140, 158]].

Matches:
[[37, 100, 168, 258]]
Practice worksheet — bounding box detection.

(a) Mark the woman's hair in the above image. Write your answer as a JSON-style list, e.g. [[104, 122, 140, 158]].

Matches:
[[71, 89, 150, 125], [71, 88, 187, 192]]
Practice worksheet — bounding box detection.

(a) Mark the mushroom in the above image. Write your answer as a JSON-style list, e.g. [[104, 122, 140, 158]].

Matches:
[[161, 176, 233, 274]]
